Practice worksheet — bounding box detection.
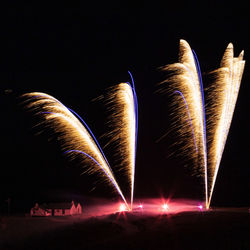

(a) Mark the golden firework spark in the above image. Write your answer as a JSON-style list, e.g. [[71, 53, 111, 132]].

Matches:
[[22, 92, 129, 207], [206, 43, 245, 208], [103, 77, 138, 209], [160, 39, 208, 206], [160, 40, 245, 209]]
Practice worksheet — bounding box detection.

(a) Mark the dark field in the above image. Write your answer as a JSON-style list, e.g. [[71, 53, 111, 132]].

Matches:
[[1, 203, 249, 250]]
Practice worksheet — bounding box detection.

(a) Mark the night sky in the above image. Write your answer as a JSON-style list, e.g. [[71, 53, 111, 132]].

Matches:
[[1, 2, 249, 212]]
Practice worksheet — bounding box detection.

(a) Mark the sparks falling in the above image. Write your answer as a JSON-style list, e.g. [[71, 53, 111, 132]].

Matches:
[[206, 43, 245, 208], [104, 72, 138, 208], [160, 40, 245, 209], [22, 92, 128, 207], [160, 39, 208, 206]]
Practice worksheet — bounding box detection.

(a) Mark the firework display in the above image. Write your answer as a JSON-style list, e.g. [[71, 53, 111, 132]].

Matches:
[[206, 43, 245, 208], [22, 40, 244, 210], [103, 72, 138, 208], [161, 40, 244, 208], [22, 92, 128, 207], [22, 72, 138, 209], [160, 39, 208, 206]]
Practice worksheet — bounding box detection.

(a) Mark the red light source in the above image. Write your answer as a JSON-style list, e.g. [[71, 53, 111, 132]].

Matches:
[[119, 204, 127, 212], [162, 203, 169, 211], [138, 204, 143, 209], [198, 205, 203, 210]]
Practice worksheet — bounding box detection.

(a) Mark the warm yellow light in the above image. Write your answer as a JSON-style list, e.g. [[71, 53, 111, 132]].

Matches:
[[104, 83, 137, 208], [160, 39, 208, 207], [207, 43, 245, 208], [22, 92, 128, 207]]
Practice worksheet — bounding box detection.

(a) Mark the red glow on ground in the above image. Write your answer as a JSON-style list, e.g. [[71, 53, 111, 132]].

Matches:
[[130, 198, 205, 215], [78, 198, 207, 219]]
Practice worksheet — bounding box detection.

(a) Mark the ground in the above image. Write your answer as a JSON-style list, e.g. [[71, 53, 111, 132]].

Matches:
[[0, 199, 249, 250]]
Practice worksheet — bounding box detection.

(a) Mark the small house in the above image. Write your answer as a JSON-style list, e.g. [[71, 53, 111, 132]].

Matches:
[[47, 201, 82, 216], [30, 203, 52, 217], [31, 201, 82, 216]]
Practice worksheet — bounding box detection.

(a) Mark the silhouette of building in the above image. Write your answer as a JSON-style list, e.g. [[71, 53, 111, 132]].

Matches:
[[30, 201, 82, 216]]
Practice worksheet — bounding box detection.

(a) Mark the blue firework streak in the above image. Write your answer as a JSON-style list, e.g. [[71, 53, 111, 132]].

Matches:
[[160, 39, 209, 207], [127, 70, 138, 172], [22, 92, 129, 207], [127, 70, 138, 208], [66, 107, 114, 175], [192, 50, 207, 157], [174, 90, 197, 152]]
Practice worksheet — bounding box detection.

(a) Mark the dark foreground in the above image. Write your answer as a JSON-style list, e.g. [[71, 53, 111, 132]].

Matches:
[[1, 208, 250, 250]]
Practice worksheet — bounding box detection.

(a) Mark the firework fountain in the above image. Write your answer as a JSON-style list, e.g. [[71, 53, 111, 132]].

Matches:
[[206, 43, 245, 208], [22, 42, 244, 211], [103, 71, 138, 208], [22, 92, 130, 207], [160, 39, 208, 206], [22, 73, 138, 210], [161, 40, 245, 208]]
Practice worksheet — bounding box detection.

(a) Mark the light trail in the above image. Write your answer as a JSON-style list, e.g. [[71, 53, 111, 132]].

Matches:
[[160, 39, 208, 206], [104, 73, 138, 209], [207, 43, 245, 208], [174, 90, 198, 152], [22, 92, 128, 207], [160, 40, 245, 208]]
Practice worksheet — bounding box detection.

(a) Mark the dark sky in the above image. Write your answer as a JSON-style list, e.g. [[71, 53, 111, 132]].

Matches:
[[0, 2, 249, 210]]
